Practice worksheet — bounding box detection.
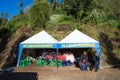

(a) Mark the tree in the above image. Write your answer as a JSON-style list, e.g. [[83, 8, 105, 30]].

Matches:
[[29, 1, 51, 29], [61, 0, 97, 20], [108, 0, 120, 20], [0, 12, 8, 26], [18, 0, 24, 16], [51, 0, 58, 11]]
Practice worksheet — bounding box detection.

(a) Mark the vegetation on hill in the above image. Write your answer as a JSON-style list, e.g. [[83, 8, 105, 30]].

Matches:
[[0, 0, 120, 69]]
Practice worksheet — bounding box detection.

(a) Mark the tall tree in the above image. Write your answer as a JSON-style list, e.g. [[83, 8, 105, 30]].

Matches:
[[18, 0, 24, 16], [29, 1, 51, 29]]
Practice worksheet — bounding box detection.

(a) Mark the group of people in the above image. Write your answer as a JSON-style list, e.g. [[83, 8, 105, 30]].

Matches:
[[36, 50, 100, 72], [41, 50, 56, 60], [58, 51, 75, 63], [79, 51, 100, 72], [41, 50, 75, 63]]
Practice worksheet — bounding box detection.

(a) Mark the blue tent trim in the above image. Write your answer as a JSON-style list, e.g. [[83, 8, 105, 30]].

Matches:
[[95, 43, 102, 68], [17, 44, 23, 67], [22, 43, 57, 48], [57, 42, 99, 48]]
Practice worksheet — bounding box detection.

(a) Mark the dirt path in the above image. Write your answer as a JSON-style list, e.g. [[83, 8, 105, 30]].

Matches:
[[0, 64, 120, 80]]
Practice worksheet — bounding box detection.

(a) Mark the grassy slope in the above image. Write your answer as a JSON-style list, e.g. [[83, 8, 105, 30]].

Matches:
[[0, 27, 34, 69], [0, 19, 120, 69]]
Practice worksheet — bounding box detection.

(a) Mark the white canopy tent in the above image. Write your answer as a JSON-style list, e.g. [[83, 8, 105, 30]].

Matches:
[[17, 30, 58, 67], [58, 29, 101, 67], [21, 31, 58, 44], [60, 29, 98, 44]]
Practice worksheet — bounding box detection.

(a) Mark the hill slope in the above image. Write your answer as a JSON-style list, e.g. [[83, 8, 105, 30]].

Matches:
[[0, 27, 34, 68], [0, 24, 120, 69]]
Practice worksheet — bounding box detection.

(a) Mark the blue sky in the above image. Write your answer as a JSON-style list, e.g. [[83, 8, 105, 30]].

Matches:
[[0, 0, 34, 20]]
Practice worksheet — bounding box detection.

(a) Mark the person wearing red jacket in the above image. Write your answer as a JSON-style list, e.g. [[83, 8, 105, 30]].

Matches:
[[46, 54, 52, 60]]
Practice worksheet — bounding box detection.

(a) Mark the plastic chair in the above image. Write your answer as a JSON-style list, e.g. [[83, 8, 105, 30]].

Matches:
[[53, 60, 57, 66], [58, 60, 62, 67], [20, 59, 26, 67], [50, 60, 53, 66], [37, 59, 43, 66], [27, 58, 32, 65], [42, 60, 47, 66]]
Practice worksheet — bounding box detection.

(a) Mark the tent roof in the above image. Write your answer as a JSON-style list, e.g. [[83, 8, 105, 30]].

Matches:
[[21, 30, 58, 44], [60, 29, 98, 43]]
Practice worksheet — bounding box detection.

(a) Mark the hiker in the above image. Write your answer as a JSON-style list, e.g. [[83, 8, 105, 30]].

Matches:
[[93, 52, 100, 72], [79, 51, 89, 71]]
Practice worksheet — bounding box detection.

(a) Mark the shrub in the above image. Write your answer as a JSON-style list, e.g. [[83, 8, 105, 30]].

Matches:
[[6, 15, 29, 33], [106, 20, 120, 29]]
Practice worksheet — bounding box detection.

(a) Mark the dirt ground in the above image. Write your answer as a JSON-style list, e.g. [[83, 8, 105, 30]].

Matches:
[[0, 64, 120, 80]]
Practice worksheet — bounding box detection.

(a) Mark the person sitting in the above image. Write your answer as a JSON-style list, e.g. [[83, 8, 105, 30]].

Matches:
[[46, 53, 52, 65], [79, 51, 88, 71], [50, 50, 56, 60], [46, 53, 52, 60], [69, 52, 75, 63], [42, 50, 47, 60], [93, 52, 100, 72]]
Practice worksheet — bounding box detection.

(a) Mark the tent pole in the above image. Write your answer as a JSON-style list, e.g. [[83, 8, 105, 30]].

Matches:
[[56, 48, 59, 68], [17, 44, 23, 67]]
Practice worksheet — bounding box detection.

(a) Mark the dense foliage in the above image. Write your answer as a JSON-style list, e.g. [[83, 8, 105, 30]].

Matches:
[[0, 0, 119, 43], [0, 0, 119, 30], [29, 0, 51, 29]]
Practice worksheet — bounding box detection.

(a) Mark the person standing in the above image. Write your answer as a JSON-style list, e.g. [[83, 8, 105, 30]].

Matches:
[[93, 53, 100, 72]]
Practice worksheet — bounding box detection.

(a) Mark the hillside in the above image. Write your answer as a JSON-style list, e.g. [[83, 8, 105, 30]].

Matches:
[[0, 27, 34, 68], [0, 24, 120, 69], [0, 0, 120, 69]]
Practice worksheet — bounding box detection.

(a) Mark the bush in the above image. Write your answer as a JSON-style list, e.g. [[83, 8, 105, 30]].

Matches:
[[106, 20, 120, 29], [46, 14, 75, 29], [59, 14, 74, 22], [56, 22, 72, 31], [99, 20, 120, 29], [6, 15, 29, 33]]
